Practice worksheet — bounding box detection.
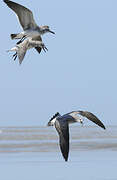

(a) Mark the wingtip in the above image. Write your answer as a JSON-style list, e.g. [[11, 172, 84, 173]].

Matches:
[[99, 122, 106, 130], [64, 157, 68, 162], [19, 61, 22, 65], [63, 154, 68, 162], [99, 123, 106, 130]]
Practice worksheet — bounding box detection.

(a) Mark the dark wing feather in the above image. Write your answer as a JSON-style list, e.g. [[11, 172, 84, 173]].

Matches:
[[35, 47, 42, 54], [32, 36, 42, 54], [4, 0, 37, 30], [78, 111, 106, 129], [55, 119, 69, 161]]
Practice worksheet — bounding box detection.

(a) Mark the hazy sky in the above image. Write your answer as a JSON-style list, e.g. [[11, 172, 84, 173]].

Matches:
[[0, 0, 117, 126]]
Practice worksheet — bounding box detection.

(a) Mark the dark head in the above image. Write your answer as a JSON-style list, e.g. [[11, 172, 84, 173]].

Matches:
[[40, 25, 55, 35]]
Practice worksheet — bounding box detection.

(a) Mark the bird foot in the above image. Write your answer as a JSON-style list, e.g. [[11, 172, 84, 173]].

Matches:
[[12, 52, 17, 61], [42, 45, 48, 52]]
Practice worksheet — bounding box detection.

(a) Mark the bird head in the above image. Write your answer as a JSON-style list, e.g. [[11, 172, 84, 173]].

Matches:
[[40, 25, 55, 34]]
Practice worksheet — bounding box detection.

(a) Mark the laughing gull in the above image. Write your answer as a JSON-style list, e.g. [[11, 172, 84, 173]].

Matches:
[[48, 111, 106, 161], [3, 0, 55, 43], [7, 36, 48, 64]]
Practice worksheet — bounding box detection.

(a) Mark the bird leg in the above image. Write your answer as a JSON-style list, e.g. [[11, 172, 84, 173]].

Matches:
[[12, 52, 17, 61], [42, 44, 48, 52]]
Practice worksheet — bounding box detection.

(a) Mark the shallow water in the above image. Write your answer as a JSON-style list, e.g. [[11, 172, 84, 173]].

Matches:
[[0, 126, 117, 180]]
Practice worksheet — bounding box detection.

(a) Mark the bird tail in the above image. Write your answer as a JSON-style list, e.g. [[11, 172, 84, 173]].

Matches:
[[10, 33, 24, 40], [11, 34, 18, 39]]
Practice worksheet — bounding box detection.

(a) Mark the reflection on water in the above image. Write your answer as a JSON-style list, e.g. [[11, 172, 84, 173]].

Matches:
[[0, 126, 116, 153]]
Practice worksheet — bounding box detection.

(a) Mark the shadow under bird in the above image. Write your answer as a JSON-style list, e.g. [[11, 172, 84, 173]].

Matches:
[[48, 111, 106, 162], [3, 0, 55, 52], [7, 36, 48, 65]]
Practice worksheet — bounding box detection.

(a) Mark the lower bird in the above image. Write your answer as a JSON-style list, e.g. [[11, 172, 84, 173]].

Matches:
[[48, 110, 106, 161], [7, 36, 48, 65]]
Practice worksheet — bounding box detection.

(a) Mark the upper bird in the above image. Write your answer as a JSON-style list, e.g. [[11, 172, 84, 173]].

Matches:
[[48, 111, 106, 162], [3, 0, 55, 41]]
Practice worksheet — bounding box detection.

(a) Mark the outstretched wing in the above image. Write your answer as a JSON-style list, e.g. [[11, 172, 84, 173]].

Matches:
[[78, 111, 106, 129], [55, 119, 69, 161], [4, 0, 38, 30]]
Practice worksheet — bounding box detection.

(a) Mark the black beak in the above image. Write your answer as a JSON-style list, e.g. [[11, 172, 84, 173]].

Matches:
[[49, 30, 55, 34]]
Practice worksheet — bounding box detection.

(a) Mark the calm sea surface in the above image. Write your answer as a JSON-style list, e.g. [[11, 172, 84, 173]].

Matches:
[[0, 126, 117, 180]]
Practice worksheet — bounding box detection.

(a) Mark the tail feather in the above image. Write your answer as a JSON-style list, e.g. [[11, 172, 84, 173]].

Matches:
[[10, 33, 24, 40], [11, 34, 18, 39]]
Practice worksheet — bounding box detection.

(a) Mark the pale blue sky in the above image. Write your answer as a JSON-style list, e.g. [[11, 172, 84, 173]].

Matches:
[[0, 0, 117, 126]]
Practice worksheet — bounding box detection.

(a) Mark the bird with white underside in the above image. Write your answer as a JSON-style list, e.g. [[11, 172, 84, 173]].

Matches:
[[48, 111, 106, 161]]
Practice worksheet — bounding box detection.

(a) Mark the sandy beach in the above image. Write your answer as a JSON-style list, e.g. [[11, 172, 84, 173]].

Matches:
[[0, 126, 117, 180]]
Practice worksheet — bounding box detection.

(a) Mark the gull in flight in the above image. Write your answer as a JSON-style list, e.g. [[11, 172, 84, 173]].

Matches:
[[3, 0, 55, 43], [48, 111, 106, 161], [7, 36, 48, 64]]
